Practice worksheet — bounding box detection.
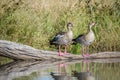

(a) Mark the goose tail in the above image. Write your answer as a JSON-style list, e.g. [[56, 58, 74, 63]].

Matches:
[[72, 39, 77, 45]]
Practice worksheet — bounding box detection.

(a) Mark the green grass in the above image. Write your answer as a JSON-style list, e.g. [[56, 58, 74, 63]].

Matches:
[[0, 0, 120, 54], [0, 56, 13, 65]]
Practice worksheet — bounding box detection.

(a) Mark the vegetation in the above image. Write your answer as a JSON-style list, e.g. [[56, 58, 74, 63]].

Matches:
[[0, 0, 120, 54], [0, 56, 13, 65]]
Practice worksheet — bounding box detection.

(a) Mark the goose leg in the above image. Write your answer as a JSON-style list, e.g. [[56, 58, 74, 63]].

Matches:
[[64, 45, 67, 54], [82, 46, 86, 58], [58, 63, 64, 74], [58, 45, 64, 56], [86, 45, 90, 57], [64, 45, 69, 55], [58, 63, 66, 74]]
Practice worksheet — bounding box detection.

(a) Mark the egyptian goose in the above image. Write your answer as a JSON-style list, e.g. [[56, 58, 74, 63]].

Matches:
[[50, 22, 73, 56], [73, 22, 95, 58]]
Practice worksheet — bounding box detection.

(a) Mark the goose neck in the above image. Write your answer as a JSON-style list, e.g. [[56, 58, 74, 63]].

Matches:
[[88, 27, 91, 32]]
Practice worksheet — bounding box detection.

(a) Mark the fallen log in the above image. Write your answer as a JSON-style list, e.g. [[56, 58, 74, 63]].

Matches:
[[0, 40, 120, 60]]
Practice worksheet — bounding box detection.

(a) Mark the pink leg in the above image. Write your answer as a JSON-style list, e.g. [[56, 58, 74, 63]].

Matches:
[[58, 63, 66, 74], [82, 60, 90, 72], [59, 63, 65, 67], [58, 45, 64, 56], [81, 46, 86, 58], [86, 46, 90, 58], [86, 53, 90, 57], [82, 54, 87, 58], [64, 45, 69, 55]]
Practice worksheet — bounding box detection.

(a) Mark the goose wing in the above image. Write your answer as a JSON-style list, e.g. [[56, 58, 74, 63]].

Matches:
[[50, 32, 66, 45], [72, 34, 85, 45]]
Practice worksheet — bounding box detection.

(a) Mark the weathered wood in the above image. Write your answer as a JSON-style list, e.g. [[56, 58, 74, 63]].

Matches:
[[0, 40, 120, 60]]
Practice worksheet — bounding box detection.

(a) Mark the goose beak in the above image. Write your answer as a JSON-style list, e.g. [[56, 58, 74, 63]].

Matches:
[[93, 22, 96, 25], [90, 22, 96, 27], [67, 22, 74, 27]]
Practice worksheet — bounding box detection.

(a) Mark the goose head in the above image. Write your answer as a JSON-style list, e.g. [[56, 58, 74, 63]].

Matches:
[[67, 22, 73, 30], [89, 22, 96, 29]]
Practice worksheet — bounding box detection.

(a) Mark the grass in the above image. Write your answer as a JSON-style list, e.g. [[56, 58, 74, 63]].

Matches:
[[0, 56, 13, 65], [0, 0, 120, 54]]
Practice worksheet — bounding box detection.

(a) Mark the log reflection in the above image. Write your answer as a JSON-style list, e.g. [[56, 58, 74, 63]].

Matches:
[[0, 61, 61, 80], [0, 59, 120, 80]]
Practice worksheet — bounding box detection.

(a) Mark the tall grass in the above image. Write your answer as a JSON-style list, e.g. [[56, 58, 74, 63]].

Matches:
[[0, 0, 120, 54]]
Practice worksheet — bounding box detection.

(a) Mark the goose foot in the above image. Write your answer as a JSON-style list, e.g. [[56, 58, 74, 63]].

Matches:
[[86, 53, 91, 57], [83, 59, 91, 63], [59, 52, 65, 56], [82, 53, 91, 58], [64, 52, 70, 55], [82, 54, 87, 58], [59, 63, 65, 67]]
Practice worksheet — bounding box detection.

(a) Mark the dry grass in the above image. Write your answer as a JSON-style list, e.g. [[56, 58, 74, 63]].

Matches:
[[0, 0, 120, 54]]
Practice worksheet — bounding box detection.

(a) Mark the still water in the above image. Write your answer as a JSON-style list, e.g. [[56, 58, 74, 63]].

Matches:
[[0, 59, 120, 80]]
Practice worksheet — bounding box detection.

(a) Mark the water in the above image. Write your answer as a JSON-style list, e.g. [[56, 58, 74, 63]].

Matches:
[[0, 59, 120, 80]]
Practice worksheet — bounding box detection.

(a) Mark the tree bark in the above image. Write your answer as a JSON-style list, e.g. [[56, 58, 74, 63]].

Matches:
[[0, 40, 120, 61]]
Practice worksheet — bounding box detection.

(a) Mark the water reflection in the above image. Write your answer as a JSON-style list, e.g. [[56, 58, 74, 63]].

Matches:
[[50, 63, 74, 80], [72, 60, 95, 80], [0, 59, 120, 80]]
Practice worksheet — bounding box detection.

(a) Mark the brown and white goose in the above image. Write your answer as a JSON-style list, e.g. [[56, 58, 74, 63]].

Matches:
[[73, 22, 95, 58], [50, 22, 73, 56]]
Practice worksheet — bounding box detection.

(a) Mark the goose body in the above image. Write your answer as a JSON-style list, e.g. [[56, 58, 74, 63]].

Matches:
[[73, 71, 95, 80], [51, 30, 73, 45], [73, 22, 95, 58], [50, 22, 73, 56], [74, 29, 95, 46]]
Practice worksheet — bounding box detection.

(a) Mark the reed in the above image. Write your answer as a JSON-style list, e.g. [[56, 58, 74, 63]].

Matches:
[[0, 0, 120, 54]]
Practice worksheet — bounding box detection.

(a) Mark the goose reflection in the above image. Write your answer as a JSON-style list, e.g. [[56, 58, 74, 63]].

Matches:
[[50, 63, 73, 80], [72, 60, 95, 80]]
